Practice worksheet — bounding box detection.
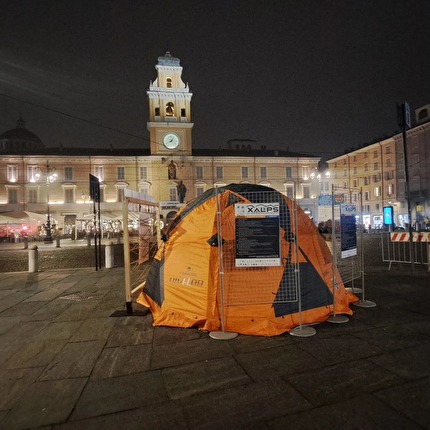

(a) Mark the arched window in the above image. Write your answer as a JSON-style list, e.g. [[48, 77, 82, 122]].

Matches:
[[166, 102, 174, 116], [166, 77, 172, 88]]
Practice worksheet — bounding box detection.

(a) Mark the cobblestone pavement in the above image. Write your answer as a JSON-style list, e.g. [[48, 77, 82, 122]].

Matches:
[[0, 245, 429, 428], [0, 239, 124, 272]]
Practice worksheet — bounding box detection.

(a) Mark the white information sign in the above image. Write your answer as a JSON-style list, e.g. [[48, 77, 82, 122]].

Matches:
[[234, 203, 281, 267]]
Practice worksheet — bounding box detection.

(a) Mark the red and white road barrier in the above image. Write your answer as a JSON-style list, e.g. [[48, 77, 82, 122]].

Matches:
[[390, 232, 430, 242]]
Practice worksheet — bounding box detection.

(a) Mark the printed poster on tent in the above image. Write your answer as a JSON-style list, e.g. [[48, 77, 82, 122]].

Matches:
[[340, 203, 357, 258], [234, 202, 281, 267]]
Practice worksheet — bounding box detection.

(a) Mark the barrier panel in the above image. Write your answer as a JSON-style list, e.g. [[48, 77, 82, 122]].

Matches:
[[211, 188, 317, 339], [327, 185, 376, 309], [325, 189, 364, 288], [121, 190, 160, 314], [382, 232, 430, 270]]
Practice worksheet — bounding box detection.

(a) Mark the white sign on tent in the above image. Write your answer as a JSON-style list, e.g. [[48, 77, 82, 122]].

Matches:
[[234, 203, 281, 267]]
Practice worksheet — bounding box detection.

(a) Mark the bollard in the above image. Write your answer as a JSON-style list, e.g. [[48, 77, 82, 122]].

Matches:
[[28, 245, 38, 273], [105, 241, 114, 268], [23, 237, 28, 249], [56, 237, 60, 248]]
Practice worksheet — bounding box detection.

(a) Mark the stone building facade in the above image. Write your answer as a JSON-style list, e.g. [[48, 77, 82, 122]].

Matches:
[[0, 52, 323, 239]]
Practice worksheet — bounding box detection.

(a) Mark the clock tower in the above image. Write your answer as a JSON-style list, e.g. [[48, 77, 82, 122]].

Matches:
[[147, 51, 193, 156]]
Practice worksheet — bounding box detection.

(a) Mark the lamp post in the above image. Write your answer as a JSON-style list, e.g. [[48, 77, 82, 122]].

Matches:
[[35, 162, 57, 243], [309, 169, 331, 224]]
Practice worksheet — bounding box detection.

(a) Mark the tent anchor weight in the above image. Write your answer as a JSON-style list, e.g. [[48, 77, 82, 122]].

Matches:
[[346, 287, 363, 294], [327, 314, 349, 324], [209, 331, 238, 340], [289, 326, 316, 337], [353, 300, 376, 308]]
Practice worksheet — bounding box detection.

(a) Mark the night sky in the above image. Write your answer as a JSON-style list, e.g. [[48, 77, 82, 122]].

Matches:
[[1, 0, 429, 161]]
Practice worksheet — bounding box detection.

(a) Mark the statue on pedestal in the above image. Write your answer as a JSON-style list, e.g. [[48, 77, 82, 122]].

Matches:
[[177, 180, 187, 203]]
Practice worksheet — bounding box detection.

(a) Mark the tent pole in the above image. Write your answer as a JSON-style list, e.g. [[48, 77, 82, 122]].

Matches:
[[210, 189, 238, 340], [290, 197, 316, 337], [327, 185, 349, 324], [353, 187, 376, 309]]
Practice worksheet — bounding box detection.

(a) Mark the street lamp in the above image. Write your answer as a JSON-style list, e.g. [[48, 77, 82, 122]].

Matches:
[[35, 162, 57, 243], [307, 168, 331, 223]]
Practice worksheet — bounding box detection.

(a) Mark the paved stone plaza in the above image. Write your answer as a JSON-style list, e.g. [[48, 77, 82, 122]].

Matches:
[[0, 263, 429, 429]]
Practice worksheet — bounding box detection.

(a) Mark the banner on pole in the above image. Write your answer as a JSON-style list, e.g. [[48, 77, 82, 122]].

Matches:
[[340, 204, 357, 258]]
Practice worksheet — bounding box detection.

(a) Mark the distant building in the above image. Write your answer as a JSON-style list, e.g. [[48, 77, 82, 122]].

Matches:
[[327, 106, 430, 230], [0, 52, 322, 238], [0, 116, 45, 153]]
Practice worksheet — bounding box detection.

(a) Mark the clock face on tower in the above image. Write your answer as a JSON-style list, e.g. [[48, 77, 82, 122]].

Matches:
[[163, 133, 180, 150]]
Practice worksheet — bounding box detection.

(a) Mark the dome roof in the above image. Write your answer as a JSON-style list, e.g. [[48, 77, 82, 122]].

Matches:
[[0, 117, 44, 152]]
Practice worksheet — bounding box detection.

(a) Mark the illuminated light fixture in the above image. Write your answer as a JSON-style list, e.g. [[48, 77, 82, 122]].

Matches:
[[34, 162, 57, 243]]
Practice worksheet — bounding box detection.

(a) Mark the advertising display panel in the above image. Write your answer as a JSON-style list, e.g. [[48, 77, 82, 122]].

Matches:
[[383, 206, 394, 227]]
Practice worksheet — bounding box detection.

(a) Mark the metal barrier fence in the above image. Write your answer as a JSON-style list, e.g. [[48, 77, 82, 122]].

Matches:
[[216, 188, 300, 308], [382, 231, 430, 270], [326, 234, 363, 286], [326, 186, 364, 287], [211, 188, 306, 338], [122, 190, 160, 314]]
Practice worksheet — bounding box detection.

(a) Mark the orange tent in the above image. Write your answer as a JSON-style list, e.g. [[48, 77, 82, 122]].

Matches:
[[137, 184, 357, 336]]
